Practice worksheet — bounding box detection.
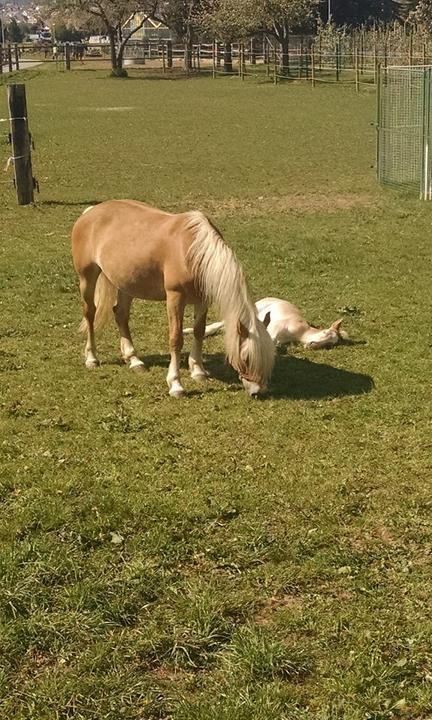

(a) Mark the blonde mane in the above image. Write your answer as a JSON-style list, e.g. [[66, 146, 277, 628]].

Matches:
[[186, 211, 275, 383]]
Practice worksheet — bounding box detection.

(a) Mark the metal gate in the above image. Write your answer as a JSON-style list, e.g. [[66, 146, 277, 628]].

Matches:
[[377, 65, 432, 200]]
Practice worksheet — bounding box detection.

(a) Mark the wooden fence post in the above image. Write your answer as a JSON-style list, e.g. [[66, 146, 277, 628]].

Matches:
[[0, 46, 3, 75], [311, 44, 315, 87], [162, 43, 166, 73], [374, 37, 378, 84], [335, 40, 340, 81], [355, 48, 360, 92], [273, 45, 277, 85], [212, 40, 216, 78], [265, 37, 270, 76], [7, 84, 35, 205], [14, 44, 19, 70], [8, 44, 13, 72], [299, 36, 303, 78]]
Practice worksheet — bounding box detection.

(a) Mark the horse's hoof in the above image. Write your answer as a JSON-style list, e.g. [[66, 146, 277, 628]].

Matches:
[[85, 360, 100, 369], [131, 363, 147, 373], [191, 372, 208, 383], [169, 389, 185, 399]]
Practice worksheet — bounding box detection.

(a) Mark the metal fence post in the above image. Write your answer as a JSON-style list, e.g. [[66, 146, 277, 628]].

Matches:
[[376, 64, 381, 182], [421, 67, 431, 199]]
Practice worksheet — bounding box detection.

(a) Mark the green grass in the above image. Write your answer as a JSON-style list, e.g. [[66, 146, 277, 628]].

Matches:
[[1, 68, 432, 719]]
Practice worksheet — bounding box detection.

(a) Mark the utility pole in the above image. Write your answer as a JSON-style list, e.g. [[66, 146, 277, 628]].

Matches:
[[1, 4, 5, 47]]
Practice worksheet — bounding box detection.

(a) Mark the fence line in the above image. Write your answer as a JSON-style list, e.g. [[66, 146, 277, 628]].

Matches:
[[3, 34, 432, 90]]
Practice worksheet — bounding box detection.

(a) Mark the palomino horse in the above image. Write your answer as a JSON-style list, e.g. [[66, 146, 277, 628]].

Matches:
[[71, 200, 275, 398], [185, 298, 349, 349]]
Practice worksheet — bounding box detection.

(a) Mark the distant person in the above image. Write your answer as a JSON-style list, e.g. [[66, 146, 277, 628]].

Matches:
[[52, 44, 58, 62], [77, 42, 85, 62]]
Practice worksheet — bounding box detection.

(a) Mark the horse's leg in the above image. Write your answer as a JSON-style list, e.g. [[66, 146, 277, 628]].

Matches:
[[79, 267, 100, 369], [166, 290, 186, 398], [113, 291, 146, 372], [188, 303, 209, 381]]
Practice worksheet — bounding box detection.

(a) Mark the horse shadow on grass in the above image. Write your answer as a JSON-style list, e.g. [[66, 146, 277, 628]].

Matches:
[[268, 353, 373, 400], [122, 351, 373, 401]]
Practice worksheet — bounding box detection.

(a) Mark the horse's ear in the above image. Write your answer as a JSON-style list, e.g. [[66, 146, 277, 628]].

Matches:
[[237, 320, 249, 340], [263, 311, 271, 329], [331, 319, 343, 334]]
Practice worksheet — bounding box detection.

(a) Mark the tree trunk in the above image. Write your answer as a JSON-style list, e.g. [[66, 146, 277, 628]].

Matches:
[[224, 42, 233, 74], [250, 37, 256, 65], [109, 31, 118, 72], [116, 46, 125, 74], [108, 29, 127, 76], [280, 35, 289, 76], [184, 37, 192, 71], [167, 39, 173, 69]]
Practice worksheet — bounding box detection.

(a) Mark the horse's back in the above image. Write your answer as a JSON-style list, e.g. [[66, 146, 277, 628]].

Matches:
[[71, 200, 199, 300]]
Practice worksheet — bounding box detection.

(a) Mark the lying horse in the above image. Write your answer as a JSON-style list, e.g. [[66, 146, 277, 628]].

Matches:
[[185, 297, 349, 349], [71, 200, 275, 398]]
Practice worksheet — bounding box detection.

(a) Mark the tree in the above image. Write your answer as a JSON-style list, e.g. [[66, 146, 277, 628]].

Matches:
[[261, 0, 319, 73], [318, 0, 415, 26], [411, 0, 432, 29], [199, 0, 318, 74], [54, 22, 86, 42], [8, 18, 24, 43], [44, 0, 157, 76], [152, 0, 203, 70], [199, 0, 262, 73]]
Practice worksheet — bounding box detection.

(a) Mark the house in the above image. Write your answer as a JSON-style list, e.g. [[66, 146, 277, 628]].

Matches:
[[123, 14, 172, 41]]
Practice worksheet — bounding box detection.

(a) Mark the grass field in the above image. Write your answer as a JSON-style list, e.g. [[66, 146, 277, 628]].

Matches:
[[1, 68, 432, 720]]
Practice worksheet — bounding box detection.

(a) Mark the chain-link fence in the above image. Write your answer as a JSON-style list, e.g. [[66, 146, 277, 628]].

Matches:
[[377, 65, 432, 199]]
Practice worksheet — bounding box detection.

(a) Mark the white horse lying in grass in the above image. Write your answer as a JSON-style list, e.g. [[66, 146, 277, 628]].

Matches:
[[185, 297, 349, 349]]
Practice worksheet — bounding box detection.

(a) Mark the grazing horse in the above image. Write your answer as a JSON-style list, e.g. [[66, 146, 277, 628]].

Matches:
[[185, 297, 349, 349], [71, 200, 275, 398]]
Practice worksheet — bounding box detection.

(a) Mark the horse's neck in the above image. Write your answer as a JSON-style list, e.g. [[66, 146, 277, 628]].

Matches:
[[271, 316, 312, 344]]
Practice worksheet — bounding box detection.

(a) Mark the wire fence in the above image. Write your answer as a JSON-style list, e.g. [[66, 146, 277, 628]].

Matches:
[[377, 65, 432, 199]]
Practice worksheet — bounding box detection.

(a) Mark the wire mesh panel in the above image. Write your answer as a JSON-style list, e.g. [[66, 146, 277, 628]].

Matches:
[[377, 66, 432, 199]]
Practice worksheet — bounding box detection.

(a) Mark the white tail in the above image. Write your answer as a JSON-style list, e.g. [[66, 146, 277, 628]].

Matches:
[[183, 320, 225, 337], [79, 273, 117, 333]]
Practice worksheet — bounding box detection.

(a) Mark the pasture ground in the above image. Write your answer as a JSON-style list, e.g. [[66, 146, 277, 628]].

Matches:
[[1, 68, 432, 720]]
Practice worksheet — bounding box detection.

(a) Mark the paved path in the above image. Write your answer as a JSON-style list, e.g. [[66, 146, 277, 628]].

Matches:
[[1, 60, 43, 73]]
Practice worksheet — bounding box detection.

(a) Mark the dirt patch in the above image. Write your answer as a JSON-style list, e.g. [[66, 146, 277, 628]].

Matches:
[[255, 594, 303, 626], [201, 193, 375, 217]]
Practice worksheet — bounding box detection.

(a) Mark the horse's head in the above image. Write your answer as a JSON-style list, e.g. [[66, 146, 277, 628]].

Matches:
[[236, 312, 275, 398], [305, 319, 349, 349]]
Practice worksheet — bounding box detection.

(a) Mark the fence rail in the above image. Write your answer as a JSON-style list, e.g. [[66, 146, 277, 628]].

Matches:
[[3, 35, 432, 89]]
